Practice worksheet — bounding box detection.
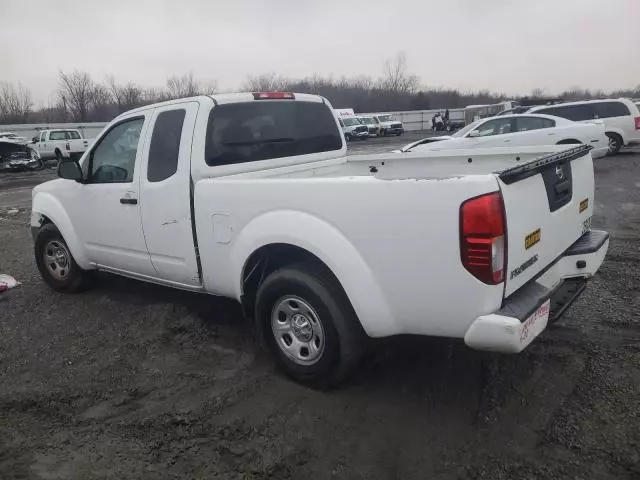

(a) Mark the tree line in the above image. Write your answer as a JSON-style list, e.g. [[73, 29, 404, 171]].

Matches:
[[1, 53, 639, 124]]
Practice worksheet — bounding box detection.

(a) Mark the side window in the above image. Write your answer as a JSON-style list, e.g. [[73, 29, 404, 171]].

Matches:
[[147, 109, 186, 182], [540, 105, 593, 121], [516, 116, 555, 132], [67, 130, 81, 139], [40, 132, 46, 142], [474, 118, 515, 136], [89, 117, 144, 184], [594, 102, 630, 118]]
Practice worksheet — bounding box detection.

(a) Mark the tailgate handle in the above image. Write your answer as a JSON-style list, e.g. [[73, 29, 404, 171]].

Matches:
[[555, 180, 570, 195]]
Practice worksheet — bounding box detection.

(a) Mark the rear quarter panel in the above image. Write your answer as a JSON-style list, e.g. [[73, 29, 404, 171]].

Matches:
[[194, 174, 505, 338]]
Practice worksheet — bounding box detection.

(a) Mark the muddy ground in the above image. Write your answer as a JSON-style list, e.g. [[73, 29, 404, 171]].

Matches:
[[1, 134, 639, 479]]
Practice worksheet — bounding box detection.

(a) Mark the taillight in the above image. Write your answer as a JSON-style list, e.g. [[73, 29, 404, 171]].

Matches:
[[634, 116, 640, 130], [65, 142, 70, 150], [460, 191, 506, 285], [253, 92, 295, 100]]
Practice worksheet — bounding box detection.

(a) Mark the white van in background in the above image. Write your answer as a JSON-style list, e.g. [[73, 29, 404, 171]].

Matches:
[[529, 98, 640, 155]]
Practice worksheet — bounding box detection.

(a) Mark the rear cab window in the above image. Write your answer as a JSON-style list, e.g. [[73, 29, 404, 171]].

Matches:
[[49, 131, 67, 140], [66, 130, 81, 139], [205, 100, 342, 166]]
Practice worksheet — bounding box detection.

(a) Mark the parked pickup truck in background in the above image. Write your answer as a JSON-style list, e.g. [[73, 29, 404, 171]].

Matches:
[[31, 92, 609, 388], [32, 129, 89, 161], [372, 113, 404, 136]]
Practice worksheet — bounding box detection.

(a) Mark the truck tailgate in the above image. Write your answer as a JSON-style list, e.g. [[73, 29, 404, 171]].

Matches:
[[499, 145, 595, 297]]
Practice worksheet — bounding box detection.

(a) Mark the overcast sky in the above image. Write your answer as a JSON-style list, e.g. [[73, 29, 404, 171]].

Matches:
[[2, 0, 639, 104]]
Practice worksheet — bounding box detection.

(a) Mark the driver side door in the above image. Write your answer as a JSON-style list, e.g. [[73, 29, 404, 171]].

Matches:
[[66, 114, 157, 276]]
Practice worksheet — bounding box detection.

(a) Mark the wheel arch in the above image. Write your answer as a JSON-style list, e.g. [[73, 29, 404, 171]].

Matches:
[[605, 128, 626, 145], [230, 211, 396, 337], [31, 192, 91, 269]]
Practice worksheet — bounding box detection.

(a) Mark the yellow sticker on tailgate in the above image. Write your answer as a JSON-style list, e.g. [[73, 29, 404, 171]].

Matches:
[[579, 198, 589, 213], [525, 228, 541, 250]]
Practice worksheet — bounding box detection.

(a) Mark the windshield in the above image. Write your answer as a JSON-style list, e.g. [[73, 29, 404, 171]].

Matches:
[[342, 117, 361, 126], [378, 115, 393, 122], [452, 120, 481, 137]]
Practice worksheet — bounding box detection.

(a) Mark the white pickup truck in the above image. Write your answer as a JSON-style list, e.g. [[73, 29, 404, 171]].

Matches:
[[32, 129, 89, 162], [31, 92, 609, 388]]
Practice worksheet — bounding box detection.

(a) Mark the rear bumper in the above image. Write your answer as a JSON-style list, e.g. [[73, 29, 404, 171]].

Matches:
[[464, 229, 609, 353]]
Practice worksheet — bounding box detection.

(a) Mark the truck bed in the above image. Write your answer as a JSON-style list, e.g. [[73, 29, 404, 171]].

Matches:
[[221, 145, 574, 182]]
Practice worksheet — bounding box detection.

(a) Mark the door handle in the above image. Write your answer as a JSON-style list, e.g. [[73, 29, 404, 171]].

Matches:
[[120, 197, 138, 205]]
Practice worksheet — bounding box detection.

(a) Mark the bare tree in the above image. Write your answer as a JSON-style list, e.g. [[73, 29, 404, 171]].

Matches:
[[242, 72, 287, 91], [165, 72, 200, 99], [58, 71, 96, 121], [0, 82, 33, 122], [106, 75, 142, 113], [90, 84, 114, 121], [380, 51, 419, 95]]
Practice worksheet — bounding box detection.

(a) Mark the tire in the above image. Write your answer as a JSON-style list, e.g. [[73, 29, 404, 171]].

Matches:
[[606, 132, 622, 156], [255, 262, 368, 389], [34, 224, 93, 292], [55, 149, 64, 162], [345, 134, 352, 142], [31, 159, 45, 171]]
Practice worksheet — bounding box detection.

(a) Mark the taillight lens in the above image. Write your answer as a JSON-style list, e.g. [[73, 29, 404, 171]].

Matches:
[[634, 116, 640, 130], [65, 142, 70, 150], [460, 191, 506, 284]]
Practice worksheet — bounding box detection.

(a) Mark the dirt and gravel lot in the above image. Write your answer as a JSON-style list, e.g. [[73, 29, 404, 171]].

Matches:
[[1, 133, 639, 479]]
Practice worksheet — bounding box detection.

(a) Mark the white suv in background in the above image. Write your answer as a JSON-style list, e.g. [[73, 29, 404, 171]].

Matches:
[[529, 98, 640, 155]]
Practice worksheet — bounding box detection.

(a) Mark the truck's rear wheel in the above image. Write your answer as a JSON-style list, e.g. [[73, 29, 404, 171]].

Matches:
[[35, 224, 92, 292], [255, 262, 367, 389], [55, 149, 64, 162]]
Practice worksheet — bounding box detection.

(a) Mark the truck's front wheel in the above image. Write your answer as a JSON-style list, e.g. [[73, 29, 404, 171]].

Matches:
[[255, 262, 367, 389], [35, 224, 92, 292]]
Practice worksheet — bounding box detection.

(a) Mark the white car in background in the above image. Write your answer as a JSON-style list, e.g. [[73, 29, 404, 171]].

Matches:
[[529, 98, 640, 155], [0, 132, 28, 145], [396, 114, 608, 159]]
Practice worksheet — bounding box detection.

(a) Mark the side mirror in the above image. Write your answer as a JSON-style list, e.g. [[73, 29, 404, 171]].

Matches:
[[468, 130, 481, 138], [58, 159, 83, 182], [32, 137, 38, 144]]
